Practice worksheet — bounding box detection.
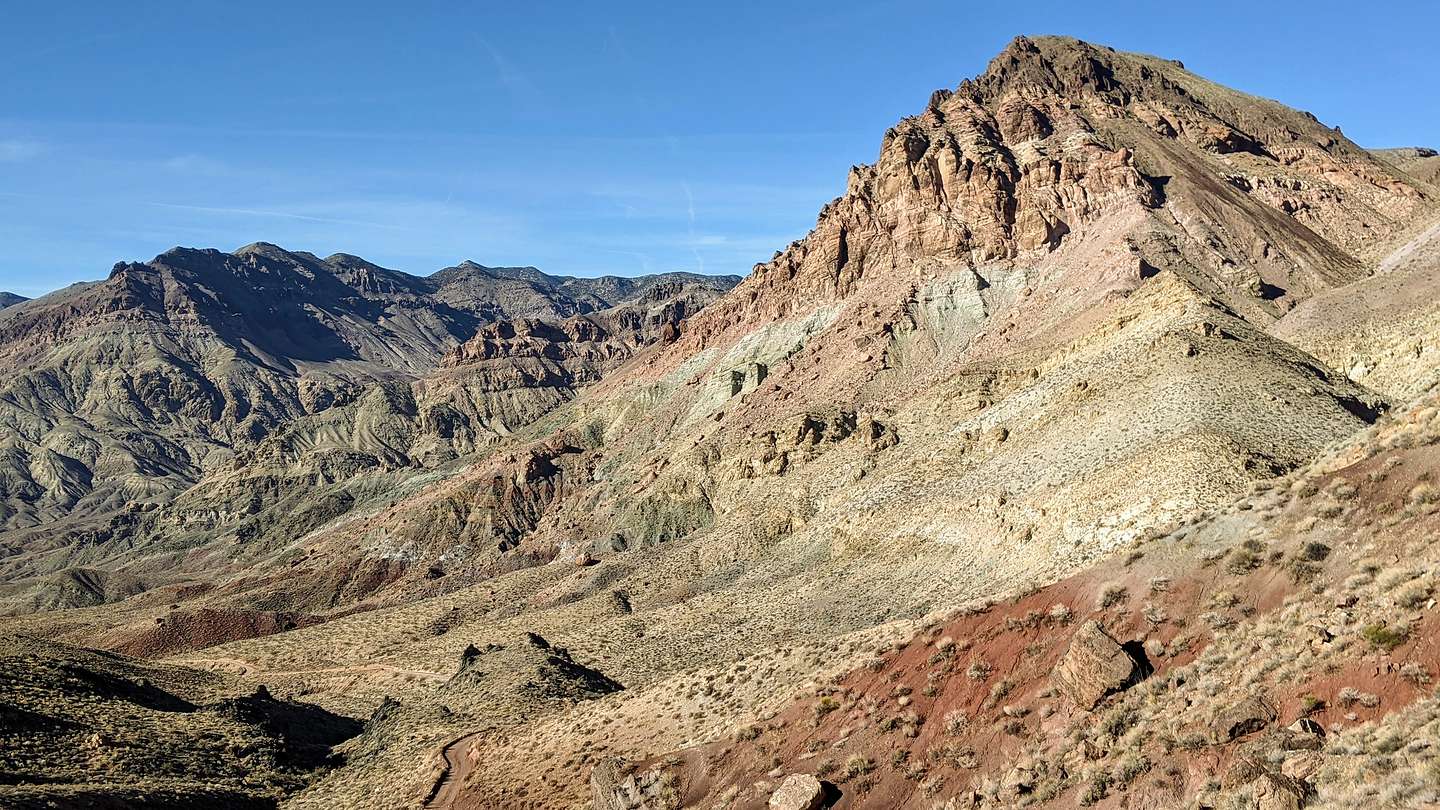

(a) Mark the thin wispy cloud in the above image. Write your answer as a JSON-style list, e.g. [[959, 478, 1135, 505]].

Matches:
[[160, 154, 229, 175], [0, 16, 850, 290], [0, 25, 144, 71], [682, 183, 697, 227], [0, 139, 44, 162], [142, 201, 406, 231], [0, 117, 854, 146], [476, 37, 545, 114]]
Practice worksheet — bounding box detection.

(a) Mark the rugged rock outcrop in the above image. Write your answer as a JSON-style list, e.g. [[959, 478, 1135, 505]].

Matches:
[[0, 244, 735, 532], [445, 632, 623, 705], [590, 759, 678, 810], [1208, 693, 1279, 743], [675, 36, 1429, 362], [0, 635, 359, 807], [1373, 146, 1440, 187]]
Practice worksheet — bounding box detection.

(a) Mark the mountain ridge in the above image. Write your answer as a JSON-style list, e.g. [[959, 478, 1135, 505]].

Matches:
[[0, 242, 738, 541]]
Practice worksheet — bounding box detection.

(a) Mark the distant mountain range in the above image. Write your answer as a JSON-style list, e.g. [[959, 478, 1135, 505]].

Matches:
[[0, 242, 736, 545]]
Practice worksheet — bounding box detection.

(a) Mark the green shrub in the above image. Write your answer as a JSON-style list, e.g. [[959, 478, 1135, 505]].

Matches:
[[1287, 558, 1320, 584], [1100, 706, 1138, 738], [1226, 548, 1262, 575], [1361, 622, 1409, 650], [1117, 753, 1151, 784], [1398, 584, 1432, 610], [1079, 771, 1111, 805]]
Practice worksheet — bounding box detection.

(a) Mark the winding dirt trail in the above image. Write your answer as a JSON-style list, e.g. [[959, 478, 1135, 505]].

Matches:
[[426, 731, 484, 809], [176, 652, 482, 806]]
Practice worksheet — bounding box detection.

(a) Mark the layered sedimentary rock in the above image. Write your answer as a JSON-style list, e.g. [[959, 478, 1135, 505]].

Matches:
[[0, 245, 735, 612]]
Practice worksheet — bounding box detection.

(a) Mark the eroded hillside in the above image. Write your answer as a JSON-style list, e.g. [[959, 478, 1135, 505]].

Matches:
[[610, 381, 1440, 809], [0, 248, 736, 616]]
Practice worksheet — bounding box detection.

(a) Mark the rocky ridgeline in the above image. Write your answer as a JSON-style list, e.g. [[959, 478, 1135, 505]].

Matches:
[[674, 36, 1427, 357], [0, 244, 736, 611]]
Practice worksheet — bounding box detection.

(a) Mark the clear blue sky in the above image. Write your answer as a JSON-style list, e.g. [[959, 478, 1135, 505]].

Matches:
[[1, 0, 1435, 297]]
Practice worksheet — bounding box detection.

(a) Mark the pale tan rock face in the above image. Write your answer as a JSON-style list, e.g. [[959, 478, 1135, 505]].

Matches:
[[767, 773, 824, 810], [1273, 217, 1440, 400], [589, 758, 677, 810], [1373, 147, 1440, 188]]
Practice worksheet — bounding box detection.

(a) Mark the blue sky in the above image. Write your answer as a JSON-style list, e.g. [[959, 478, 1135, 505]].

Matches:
[[1, 0, 1435, 297]]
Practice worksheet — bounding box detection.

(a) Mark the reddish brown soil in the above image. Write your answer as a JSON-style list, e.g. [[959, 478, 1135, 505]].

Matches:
[[100, 607, 322, 658]]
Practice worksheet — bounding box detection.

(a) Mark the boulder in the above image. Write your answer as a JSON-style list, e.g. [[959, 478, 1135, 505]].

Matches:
[[1052, 620, 1143, 710], [1222, 756, 1268, 790], [769, 773, 825, 810], [1283, 718, 1325, 750], [590, 758, 637, 810], [1281, 751, 1325, 782], [1222, 754, 1309, 809], [1210, 694, 1278, 743], [1000, 763, 1037, 801], [1252, 770, 1307, 810]]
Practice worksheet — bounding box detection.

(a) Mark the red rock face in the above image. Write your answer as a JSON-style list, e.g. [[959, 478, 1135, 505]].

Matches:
[[442, 280, 721, 370]]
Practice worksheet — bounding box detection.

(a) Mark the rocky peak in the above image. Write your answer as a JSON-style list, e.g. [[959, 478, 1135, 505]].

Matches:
[[0, 240, 737, 536], [434, 260, 553, 286], [675, 36, 1430, 354], [444, 631, 622, 705], [232, 240, 300, 258]]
